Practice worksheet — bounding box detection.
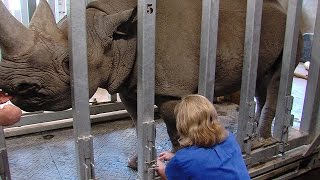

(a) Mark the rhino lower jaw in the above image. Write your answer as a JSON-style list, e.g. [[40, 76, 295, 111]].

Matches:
[[9, 95, 71, 112]]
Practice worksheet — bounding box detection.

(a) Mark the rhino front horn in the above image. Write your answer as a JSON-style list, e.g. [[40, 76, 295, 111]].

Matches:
[[0, 1, 34, 56]]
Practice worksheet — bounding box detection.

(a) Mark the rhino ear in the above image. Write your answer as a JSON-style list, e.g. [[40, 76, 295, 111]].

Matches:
[[29, 0, 63, 39], [113, 7, 137, 37]]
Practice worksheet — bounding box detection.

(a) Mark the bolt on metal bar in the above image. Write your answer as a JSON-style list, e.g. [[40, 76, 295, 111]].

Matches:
[[68, 0, 95, 179], [274, 0, 302, 144], [236, 0, 263, 153], [300, 0, 320, 140], [137, 0, 157, 179], [0, 127, 11, 180], [198, 0, 220, 102]]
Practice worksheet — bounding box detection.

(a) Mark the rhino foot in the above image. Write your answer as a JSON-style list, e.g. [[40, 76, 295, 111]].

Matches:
[[127, 154, 138, 170], [251, 137, 278, 149]]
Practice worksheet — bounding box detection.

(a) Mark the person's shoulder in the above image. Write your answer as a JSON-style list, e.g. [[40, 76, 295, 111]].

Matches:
[[214, 131, 241, 158], [221, 131, 237, 146], [174, 146, 203, 162]]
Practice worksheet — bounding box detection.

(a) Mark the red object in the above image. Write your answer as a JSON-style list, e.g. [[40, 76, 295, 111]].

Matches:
[[0, 91, 12, 104]]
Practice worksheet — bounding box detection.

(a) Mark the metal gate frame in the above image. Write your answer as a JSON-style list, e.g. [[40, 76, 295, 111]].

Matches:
[[1, 0, 320, 179]]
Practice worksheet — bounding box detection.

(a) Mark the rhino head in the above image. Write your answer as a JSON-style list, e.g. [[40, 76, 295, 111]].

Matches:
[[0, 0, 136, 111]]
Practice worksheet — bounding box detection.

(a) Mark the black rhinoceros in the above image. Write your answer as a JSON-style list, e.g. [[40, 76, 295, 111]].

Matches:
[[0, 0, 295, 166]]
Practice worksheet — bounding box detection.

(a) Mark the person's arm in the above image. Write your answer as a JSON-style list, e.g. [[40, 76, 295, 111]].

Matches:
[[0, 104, 22, 126], [156, 152, 188, 180]]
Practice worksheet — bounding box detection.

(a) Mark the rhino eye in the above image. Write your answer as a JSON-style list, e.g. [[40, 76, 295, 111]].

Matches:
[[62, 57, 70, 75]]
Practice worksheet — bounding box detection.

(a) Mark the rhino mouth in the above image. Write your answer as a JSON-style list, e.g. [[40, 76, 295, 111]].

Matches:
[[0, 87, 57, 112]]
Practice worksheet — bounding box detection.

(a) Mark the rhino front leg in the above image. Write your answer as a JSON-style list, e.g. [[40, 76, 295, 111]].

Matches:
[[119, 91, 139, 170], [157, 99, 182, 152], [257, 68, 281, 139]]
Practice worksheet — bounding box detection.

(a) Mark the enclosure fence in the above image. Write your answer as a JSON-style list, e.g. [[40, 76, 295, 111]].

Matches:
[[0, 0, 320, 179]]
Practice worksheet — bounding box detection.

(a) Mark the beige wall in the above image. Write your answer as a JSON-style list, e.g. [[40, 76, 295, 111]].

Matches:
[[278, 0, 318, 33]]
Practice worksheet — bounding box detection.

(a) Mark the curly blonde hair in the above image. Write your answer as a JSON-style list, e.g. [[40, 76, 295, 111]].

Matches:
[[175, 94, 228, 147]]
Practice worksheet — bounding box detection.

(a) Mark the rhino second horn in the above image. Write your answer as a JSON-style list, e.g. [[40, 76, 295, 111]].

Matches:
[[0, 1, 34, 56]]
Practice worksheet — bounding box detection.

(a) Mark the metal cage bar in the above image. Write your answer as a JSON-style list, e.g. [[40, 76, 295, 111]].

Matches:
[[20, 0, 30, 26], [28, 0, 36, 21], [300, 0, 320, 139], [0, 127, 11, 180], [48, 0, 60, 22], [274, 0, 302, 145], [198, 0, 219, 102], [137, 0, 157, 179], [236, 0, 263, 153], [20, 0, 36, 26], [68, 0, 95, 179]]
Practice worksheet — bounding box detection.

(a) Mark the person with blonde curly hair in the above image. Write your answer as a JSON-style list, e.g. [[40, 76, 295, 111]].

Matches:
[[156, 94, 250, 180]]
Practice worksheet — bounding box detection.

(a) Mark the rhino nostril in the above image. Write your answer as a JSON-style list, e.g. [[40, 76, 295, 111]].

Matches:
[[16, 82, 41, 94]]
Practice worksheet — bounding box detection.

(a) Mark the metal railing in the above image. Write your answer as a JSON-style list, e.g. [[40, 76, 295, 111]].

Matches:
[[0, 0, 320, 179]]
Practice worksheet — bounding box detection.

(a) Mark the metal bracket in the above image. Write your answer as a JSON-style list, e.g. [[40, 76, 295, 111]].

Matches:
[[244, 101, 257, 155], [77, 136, 95, 180], [282, 96, 294, 144], [0, 148, 11, 180], [143, 121, 157, 180], [285, 96, 294, 111]]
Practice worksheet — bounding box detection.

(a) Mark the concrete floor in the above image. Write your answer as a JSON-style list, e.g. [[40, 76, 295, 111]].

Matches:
[[5, 103, 239, 180], [3, 64, 310, 180]]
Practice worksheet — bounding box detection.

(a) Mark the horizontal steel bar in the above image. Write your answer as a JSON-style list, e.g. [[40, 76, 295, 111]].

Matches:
[[4, 110, 131, 138], [249, 145, 307, 178], [245, 128, 309, 167], [9, 102, 124, 127]]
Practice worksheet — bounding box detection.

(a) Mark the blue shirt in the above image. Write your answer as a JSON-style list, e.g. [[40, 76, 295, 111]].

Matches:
[[165, 132, 250, 180]]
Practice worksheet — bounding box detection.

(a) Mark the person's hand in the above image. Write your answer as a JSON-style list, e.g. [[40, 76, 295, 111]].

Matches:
[[156, 159, 167, 180], [0, 104, 22, 126], [159, 151, 175, 161]]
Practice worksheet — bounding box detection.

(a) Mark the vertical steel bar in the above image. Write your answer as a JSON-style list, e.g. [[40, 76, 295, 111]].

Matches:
[[110, 94, 117, 103], [27, 0, 36, 21], [198, 0, 220, 102], [273, 0, 302, 144], [20, 0, 29, 26], [68, 0, 95, 179], [236, 0, 263, 153], [137, 0, 156, 179], [0, 127, 11, 180], [300, 1, 320, 139]]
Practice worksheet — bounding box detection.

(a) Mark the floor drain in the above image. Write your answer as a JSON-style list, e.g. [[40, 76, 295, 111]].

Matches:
[[43, 134, 55, 140]]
